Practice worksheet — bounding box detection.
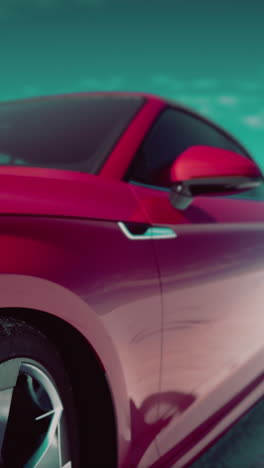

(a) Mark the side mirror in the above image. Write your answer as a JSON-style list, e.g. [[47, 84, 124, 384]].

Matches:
[[170, 146, 263, 210]]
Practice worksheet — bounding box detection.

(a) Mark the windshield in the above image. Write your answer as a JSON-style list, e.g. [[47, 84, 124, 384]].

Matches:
[[0, 94, 144, 174]]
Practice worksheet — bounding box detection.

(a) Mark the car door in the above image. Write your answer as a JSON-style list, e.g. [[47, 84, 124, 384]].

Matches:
[[126, 107, 264, 467]]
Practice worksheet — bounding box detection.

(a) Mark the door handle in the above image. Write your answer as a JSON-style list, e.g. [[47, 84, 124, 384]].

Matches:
[[118, 222, 177, 240]]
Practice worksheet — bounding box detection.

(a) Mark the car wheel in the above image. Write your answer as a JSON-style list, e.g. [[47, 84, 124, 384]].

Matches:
[[0, 316, 80, 468]]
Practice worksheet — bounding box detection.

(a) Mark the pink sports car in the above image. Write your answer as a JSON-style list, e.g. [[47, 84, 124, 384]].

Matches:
[[0, 91, 263, 468]]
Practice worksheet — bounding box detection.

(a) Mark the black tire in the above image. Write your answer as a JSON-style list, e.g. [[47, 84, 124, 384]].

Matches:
[[0, 316, 80, 468]]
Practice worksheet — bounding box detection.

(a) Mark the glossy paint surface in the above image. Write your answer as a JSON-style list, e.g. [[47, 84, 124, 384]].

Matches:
[[170, 145, 262, 181], [0, 92, 263, 467], [0, 215, 162, 467], [0, 166, 148, 222], [132, 183, 264, 466]]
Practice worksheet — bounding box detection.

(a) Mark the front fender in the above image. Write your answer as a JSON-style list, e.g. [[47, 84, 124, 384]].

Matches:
[[0, 273, 130, 462]]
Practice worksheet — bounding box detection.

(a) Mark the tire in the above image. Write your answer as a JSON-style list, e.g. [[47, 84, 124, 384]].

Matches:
[[0, 316, 80, 468]]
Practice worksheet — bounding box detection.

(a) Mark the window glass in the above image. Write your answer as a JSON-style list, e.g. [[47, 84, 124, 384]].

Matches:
[[0, 95, 144, 174]]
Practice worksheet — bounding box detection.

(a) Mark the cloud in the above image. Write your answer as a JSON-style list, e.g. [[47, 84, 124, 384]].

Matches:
[[191, 79, 219, 89], [151, 76, 222, 92], [194, 107, 213, 117], [151, 75, 186, 89], [0, 76, 125, 101], [242, 115, 264, 128], [171, 94, 217, 118], [217, 95, 239, 106]]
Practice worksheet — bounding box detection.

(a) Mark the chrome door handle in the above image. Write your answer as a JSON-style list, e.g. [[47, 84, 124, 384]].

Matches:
[[118, 222, 177, 240]]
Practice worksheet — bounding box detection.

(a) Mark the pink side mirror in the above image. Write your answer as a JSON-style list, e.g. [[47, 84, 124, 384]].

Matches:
[[170, 146, 263, 210]]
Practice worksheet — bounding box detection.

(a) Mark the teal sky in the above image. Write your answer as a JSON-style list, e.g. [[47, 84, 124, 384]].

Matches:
[[1, 0, 264, 167]]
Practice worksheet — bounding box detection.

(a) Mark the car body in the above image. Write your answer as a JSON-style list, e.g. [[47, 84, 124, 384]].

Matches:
[[0, 91, 263, 467]]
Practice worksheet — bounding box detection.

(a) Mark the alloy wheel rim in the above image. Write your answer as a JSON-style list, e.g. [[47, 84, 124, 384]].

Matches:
[[0, 358, 72, 467]]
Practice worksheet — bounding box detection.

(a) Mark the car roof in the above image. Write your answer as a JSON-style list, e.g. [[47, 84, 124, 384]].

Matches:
[[0, 91, 167, 106]]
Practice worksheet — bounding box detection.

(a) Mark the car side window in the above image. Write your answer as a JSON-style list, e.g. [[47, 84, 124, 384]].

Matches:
[[126, 107, 250, 188]]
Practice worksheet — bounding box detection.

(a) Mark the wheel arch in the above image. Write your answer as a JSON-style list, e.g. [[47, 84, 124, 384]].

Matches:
[[0, 305, 118, 466], [0, 274, 131, 465]]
